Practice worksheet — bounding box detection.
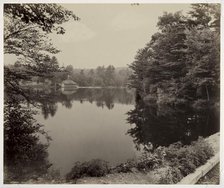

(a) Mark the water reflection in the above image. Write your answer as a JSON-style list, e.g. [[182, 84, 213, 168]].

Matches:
[[4, 100, 52, 183], [127, 99, 220, 151], [4, 88, 220, 182], [27, 88, 135, 119]]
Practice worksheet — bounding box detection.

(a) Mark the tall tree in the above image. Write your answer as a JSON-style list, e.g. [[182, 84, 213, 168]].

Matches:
[[129, 4, 220, 107], [4, 4, 79, 99]]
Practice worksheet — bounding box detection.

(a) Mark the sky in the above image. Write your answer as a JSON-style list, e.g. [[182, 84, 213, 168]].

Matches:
[[4, 3, 191, 69]]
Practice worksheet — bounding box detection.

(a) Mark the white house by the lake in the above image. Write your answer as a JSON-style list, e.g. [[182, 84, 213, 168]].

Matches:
[[61, 75, 78, 90]]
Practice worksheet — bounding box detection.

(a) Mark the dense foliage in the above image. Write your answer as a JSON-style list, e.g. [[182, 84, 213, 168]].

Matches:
[[63, 65, 132, 87], [4, 4, 78, 182], [65, 137, 214, 183], [158, 137, 214, 184], [66, 159, 110, 181], [129, 4, 220, 108], [4, 99, 52, 182], [4, 4, 78, 95], [113, 137, 214, 184]]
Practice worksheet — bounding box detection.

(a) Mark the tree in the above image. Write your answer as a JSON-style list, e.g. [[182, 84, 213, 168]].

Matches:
[[188, 4, 212, 27], [105, 65, 115, 86], [4, 4, 79, 99], [129, 4, 220, 107], [184, 4, 220, 106], [4, 4, 79, 36], [4, 99, 52, 182], [65, 65, 74, 74], [4, 5, 79, 182], [78, 69, 88, 86], [96, 66, 106, 86], [188, 4, 220, 29], [50, 56, 60, 71], [185, 28, 220, 104], [128, 47, 151, 93]]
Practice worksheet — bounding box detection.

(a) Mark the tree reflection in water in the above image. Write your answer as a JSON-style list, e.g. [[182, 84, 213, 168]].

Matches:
[[4, 98, 52, 183], [27, 88, 135, 119], [127, 99, 219, 151], [4, 88, 135, 182]]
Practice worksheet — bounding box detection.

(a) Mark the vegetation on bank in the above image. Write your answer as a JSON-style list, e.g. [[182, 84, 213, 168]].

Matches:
[[66, 137, 214, 183], [63, 65, 132, 87], [129, 4, 220, 108], [157, 137, 214, 183], [6, 62, 131, 88], [66, 159, 110, 180]]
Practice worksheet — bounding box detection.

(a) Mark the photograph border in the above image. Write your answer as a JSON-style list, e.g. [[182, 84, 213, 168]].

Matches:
[[0, 0, 223, 187]]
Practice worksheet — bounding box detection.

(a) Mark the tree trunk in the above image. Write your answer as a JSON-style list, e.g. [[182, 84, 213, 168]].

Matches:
[[205, 85, 210, 102]]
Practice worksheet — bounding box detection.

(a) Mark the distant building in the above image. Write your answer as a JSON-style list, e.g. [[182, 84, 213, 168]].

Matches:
[[61, 75, 78, 90]]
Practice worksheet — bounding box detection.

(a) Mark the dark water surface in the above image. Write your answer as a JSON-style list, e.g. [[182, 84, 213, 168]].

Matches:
[[5, 88, 219, 180], [33, 88, 219, 176]]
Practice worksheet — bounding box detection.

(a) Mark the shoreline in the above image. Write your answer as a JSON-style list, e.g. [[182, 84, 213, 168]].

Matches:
[[70, 132, 220, 184], [5, 132, 219, 184]]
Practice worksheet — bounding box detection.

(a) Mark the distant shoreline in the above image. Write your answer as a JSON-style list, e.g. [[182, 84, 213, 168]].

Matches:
[[20, 85, 133, 90]]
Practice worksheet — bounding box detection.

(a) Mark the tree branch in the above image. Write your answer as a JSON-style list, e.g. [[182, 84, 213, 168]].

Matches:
[[4, 25, 39, 41]]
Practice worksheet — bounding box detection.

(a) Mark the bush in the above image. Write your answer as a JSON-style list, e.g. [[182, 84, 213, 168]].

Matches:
[[114, 159, 138, 173], [136, 150, 163, 171], [86, 159, 110, 177], [66, 137, 214, 183], [157, 166, 183, 184], [158, 137, 214, 183], [114, 150, 163, 173], [66, 159, 109, 180]]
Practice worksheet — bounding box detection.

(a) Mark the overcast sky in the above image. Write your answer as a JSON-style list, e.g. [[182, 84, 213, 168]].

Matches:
[[5, 4, 191, 69]]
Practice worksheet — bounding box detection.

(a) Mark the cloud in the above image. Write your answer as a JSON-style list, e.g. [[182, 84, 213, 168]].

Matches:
[[49, 21, 96, 43], [110, 10, 147, 31]]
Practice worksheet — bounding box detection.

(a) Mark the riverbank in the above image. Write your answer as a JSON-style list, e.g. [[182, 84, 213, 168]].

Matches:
[[72, 132, 220, 184], [6, 132, 219, 184], [177, 132, 220, 184]]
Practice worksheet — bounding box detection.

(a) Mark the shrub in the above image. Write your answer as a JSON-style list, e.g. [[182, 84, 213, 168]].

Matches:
[[136, 151, 163, 171], [114, 150, 163, 173], [86, 159, 110, 177], [66, 159, 109, 180], [158, 137, 214, 183], [66, 137, 214, 183], [157, 166, 183, 184], [114, 159, 137, 173]]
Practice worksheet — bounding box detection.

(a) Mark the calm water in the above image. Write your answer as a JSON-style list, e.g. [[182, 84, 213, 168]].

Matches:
[[34, 88, 137, 175], [33, 88, 219, 176], [5, 88, 219, 180]]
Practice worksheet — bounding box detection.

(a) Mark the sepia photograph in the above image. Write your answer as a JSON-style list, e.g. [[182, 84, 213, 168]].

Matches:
[[1, 0, 221, 185]]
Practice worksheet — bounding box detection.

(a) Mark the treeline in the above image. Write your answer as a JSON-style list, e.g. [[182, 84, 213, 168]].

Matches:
[[63, 65, 132, 87], [129, 4, 220, 108], [7, 61, 132, 88]]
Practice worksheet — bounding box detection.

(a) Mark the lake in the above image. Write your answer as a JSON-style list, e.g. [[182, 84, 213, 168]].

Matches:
[[5, 88, 219, 180], [33, 88, 219, 176], [34, 88, 138, 176]]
